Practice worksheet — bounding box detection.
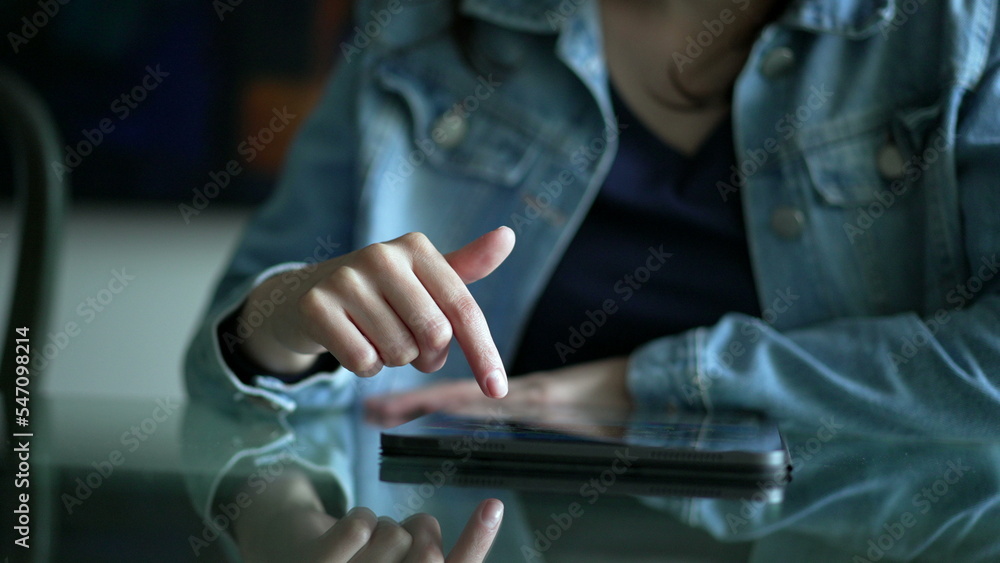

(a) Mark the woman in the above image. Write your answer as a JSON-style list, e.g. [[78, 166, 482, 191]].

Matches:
[[186, 0, 1000, 558], [188, 0, 1000, 469]]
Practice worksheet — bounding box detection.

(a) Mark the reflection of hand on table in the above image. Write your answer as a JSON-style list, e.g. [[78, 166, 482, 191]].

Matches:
[[365, 357, 631, 428], [233, 466, 503, 562]]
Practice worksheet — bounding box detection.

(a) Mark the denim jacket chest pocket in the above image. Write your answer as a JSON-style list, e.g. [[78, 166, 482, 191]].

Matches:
[[792, 106, 945, 315], [372, 48, 543, 190]]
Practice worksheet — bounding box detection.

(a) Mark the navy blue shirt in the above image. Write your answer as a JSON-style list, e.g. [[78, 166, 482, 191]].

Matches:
[[511, 90, 761, 374]]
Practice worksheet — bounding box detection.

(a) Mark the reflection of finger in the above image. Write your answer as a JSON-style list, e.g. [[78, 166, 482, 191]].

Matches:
[[401, 513, 445, 563], [351, 516, 413, 563], [320, 507, 378, 563], [445, 499, 503, 563]]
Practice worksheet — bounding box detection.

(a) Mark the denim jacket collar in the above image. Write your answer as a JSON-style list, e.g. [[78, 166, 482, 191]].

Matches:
[[456, 0, 613, 117], [460, 0, 567, 34], [782, 0, 896, 39], [461, 0, 897, 39]]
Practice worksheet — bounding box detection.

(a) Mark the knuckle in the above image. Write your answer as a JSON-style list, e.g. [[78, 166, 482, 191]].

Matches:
[[424, 321, 453, 352], [340, 518, 374, 545], [411, 348, 449, 374], [358, 242, 397, 270], [408, 512, 438, 527], [295, 289, 328, 323], [406, 515, 445, 563], [327, 264, 363, 290], [401, 232, 439, 263], [413, 312, 453, 351], [344, 348, 381, 376], [400, 231, 431, 250], [379, 523, 413, 548], [383, 338, 419, 367], [450, 293, 483, 327]]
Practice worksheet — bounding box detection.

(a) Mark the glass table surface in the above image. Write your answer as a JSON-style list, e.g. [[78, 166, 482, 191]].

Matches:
[[12, 394, 1000, 562]]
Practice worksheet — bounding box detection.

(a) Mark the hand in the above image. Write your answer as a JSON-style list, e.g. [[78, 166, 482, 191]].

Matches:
[[365, 357, 632, 427], [237, 227, 515, 398], [240, 499, 504, 563]]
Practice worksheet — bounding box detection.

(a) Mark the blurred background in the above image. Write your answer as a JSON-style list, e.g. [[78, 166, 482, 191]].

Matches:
[[0, 3, 352, 558], [1, 0, 353, 400]]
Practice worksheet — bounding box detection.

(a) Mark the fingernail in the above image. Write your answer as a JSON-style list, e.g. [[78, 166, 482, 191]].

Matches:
[[486, 369, 507, 398], [481, 499, 503, 528]]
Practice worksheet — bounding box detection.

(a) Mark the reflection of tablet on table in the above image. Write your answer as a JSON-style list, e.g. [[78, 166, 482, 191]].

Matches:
[[380, 405, 791, 501]]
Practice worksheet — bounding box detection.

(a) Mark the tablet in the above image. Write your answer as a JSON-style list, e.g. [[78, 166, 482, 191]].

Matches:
[[380, 405, 791, 498]]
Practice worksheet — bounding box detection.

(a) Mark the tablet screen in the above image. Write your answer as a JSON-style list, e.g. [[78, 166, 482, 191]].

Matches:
[[382, 405, 786, 460]]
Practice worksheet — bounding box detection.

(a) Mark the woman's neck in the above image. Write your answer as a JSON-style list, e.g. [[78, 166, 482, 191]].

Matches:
[[599, 0, 783, 155]]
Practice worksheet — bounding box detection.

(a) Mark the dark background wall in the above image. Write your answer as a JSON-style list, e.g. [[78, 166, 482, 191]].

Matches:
[[1, 0, 351, 203]]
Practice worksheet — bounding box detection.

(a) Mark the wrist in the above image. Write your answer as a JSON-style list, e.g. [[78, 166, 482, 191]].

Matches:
[[238, 277, 321, 376]]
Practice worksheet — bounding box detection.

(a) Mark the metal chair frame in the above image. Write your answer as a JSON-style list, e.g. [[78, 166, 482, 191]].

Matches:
[[1, 64, 67, 562]]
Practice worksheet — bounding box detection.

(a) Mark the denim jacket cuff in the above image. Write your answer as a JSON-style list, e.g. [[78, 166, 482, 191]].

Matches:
[[626, 327, 708, 413], [187, 262, 358, 414]]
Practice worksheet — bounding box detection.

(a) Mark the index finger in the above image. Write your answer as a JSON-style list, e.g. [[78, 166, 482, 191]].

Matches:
[[446, 499, 504, 563], [412, 260, 508, 399]]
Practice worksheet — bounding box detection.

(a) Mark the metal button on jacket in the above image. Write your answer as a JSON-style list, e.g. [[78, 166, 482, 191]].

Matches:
[[432, 111, 468, 148], [761, 46, 796, 78], [771, 206, 806, 239], [877, 142, 907, 180]]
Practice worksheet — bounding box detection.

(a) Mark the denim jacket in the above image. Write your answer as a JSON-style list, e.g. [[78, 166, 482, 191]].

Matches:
[[185, 0, 1000, 437]]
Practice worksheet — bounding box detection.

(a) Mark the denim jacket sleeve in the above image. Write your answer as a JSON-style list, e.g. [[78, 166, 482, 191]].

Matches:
[[628, 3, 1000, 440], [183, 49, 364, 414]]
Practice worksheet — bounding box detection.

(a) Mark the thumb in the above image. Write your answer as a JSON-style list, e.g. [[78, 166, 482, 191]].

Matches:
[[444, 226, 516, 284]]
